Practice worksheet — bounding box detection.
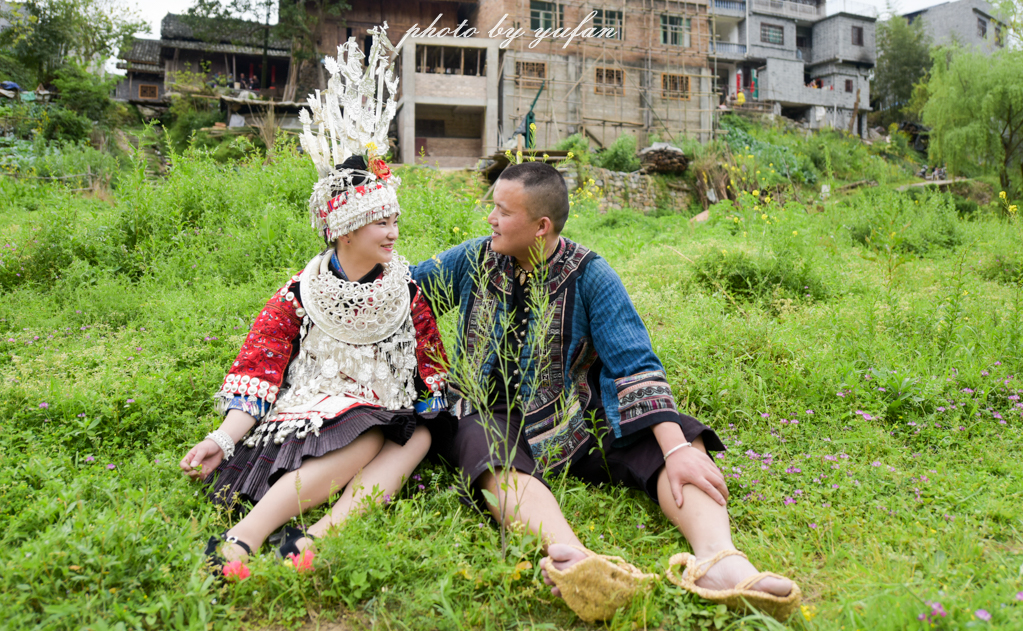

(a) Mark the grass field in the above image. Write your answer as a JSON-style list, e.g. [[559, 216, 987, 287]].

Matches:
[[1, 138, 1022, 630]]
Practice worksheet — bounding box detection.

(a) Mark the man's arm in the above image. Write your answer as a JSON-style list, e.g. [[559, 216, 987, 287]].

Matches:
[[410, 237, 486, 318], [581, 257, 728, 507]]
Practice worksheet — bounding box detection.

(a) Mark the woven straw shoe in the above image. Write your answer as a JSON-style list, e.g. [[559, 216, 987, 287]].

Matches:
[[666, 550, 801, 622], [541, 545, 659, 623]]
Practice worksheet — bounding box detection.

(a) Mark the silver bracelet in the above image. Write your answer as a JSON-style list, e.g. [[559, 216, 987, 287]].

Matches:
[[205, 429, 235, 460], [663, 441, 691, 462]]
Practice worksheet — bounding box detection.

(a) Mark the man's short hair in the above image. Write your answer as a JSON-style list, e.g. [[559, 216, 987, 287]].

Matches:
[[498, 162, 570, 233]]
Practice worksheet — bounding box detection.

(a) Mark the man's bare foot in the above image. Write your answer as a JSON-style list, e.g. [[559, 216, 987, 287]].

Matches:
[[691, 550, 792, 597], [539, 543, 589, 597]]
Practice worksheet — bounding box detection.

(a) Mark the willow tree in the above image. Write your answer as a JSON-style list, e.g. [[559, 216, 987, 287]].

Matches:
[[922, 47, 1023, 192]]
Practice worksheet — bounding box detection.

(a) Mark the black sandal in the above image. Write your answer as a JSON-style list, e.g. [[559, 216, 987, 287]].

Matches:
[[277, 525, 315, 560], [204, 531, 253, 573]]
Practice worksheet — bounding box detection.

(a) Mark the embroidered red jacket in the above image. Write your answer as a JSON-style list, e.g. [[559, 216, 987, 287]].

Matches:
[[215, 273, 448, 419]]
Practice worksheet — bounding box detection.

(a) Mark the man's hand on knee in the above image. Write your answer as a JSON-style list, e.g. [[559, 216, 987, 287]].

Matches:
[[664, 445, 729, 507]]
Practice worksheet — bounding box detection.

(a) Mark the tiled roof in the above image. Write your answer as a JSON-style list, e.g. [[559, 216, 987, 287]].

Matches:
[[160, 13, 290, 50], [159, 38, 290, 58], [115, 60, 164, 73], [121, 38, 161, 63]]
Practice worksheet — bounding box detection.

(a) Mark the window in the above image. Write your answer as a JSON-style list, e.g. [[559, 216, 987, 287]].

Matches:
[[977, 18, 987, 39], [516, 61, 547, 89], [595, 67, 624, 95], [138, 84, 158, 99], [593, 9, 624, 40], [530, 1, 562, 31], [995, 25, 1004, 46], [761, 24, 784, 45], [851, 25, 863, 46], [661, 73, 690, 100], [660, 15, 691, 47], [844, 79, 853, 93], [415, 119, 445, 136]]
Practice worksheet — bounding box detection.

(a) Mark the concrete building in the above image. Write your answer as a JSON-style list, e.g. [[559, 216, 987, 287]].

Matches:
[[115, 14, 291, 105], [323, 0, 721, 165], [710, 0, 877, 133], [903, 0, 1008, 54]]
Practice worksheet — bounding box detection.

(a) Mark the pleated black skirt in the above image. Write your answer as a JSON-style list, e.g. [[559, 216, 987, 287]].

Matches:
[[205, 405, 417, 508]]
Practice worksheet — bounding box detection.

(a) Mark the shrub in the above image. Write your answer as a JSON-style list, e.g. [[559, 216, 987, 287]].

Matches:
[[718, 116, 818, 185], [52, 64, 118, 122], [553, 132, 591, 164], [165, 96, 223, 153], [845, 187, 962, 255], [594, 133, 640, 172], [691, 248, 830, 303], [42, 107, 91, 142]]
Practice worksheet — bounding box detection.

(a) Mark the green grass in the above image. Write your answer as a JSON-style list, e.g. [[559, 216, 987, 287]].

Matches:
[[1, 139, 1023, 630]]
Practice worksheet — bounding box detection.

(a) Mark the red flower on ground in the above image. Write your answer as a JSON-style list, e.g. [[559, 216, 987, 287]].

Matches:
[[222, 560, 251, 581], [289, 549, 315, 572]]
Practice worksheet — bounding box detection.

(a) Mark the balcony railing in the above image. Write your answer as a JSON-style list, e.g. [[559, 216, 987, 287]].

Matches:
[[752, 0, 823, 18], [709, 41, 747, 55], [713, 0, 747, 12], [796, 46, 812, 62]]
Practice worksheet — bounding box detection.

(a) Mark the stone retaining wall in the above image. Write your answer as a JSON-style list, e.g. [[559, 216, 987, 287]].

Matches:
[[560, 165, 692, 214]]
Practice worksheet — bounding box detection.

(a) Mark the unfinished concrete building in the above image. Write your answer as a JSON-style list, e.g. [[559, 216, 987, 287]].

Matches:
[[903, 0, 1008, 54], [327, 0, 718, 165], [710, 0, 877, 133], [474, 0, 719, 151]]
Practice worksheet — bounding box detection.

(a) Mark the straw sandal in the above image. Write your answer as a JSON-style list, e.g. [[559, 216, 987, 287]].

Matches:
[[541, 545, 659, 623], [666, 550, 801, 622]]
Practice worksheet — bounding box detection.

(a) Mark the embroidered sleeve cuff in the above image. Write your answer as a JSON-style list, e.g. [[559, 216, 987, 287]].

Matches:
[[213, 392, 272, 422], [615, 370, 678, 428]]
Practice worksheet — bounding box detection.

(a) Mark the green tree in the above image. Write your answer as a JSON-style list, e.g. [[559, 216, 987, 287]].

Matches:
[[995, 0, 1021, 47], [52, 63, 118, 121], [0, 0, 145, 82], [872, 14, 932, 126], [923, 47, 1023, 192]]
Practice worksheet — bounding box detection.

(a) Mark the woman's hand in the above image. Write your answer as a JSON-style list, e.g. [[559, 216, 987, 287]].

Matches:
[[179, 439, 224, 481]]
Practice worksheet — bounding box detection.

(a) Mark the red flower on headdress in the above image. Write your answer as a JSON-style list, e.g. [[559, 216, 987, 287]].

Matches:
[[370, 158, 391, 180]]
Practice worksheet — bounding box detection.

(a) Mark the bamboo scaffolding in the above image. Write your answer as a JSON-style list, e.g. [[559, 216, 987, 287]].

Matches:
[[504, 0, 719, 148]]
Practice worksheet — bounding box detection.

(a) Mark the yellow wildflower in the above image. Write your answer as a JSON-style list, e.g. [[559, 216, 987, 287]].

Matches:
[[567, 151, 575, 159], [1000, 191, 1007, 199], [801, 605, 815, 621], [1009, 204, 1018, 214], [761, 213, 768, 220], [793, 231, 798, 236], [453, 226, 461, 233], [752, 190, 759, 196]]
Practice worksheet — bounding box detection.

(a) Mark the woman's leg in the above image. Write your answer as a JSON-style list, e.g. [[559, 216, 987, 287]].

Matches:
[[220, 428, 385, 561], [297, 425, 432, 547]]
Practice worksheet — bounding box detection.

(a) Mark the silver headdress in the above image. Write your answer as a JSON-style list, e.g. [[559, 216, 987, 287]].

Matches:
[[299, 23, 401, 243]]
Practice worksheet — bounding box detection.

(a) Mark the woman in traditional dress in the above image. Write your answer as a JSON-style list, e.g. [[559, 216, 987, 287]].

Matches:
[[178, 27, 448, 565]]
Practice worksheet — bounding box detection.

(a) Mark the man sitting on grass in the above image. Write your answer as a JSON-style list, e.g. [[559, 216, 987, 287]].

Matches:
[[412, 161, 799, 621]]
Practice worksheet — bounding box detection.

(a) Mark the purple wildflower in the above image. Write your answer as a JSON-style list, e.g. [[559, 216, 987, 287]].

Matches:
[[871, 461, 881, 467], [784, 497, 796, 505], [126, 398, 135, 404], [85, 455, 95, 462], [809, 523, 817, 529], [39, 402, 49, 409], [976, 610, 991, 622], [761, 412, 770, 418], [107, 464, 116, 470]]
